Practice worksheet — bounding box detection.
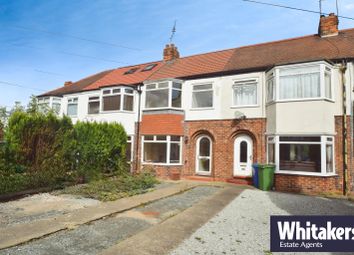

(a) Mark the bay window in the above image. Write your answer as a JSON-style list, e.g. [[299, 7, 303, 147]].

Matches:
[[145, 81, 182, 109], [267, 135, 335, 175], [266, 62, 334, 102], [192, 84, 213, 108], [67, 97, 78, 116], [142, 135, 182, 164], [102, 87, 134, 112], [38, 97, 61, 114], [233, 79, 258, 106]]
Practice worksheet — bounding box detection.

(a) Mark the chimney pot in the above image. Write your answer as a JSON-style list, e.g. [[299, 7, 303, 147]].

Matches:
[[64, 81, 73, 87], [163, 44, 180, 62], [318, 13, 339, 37]]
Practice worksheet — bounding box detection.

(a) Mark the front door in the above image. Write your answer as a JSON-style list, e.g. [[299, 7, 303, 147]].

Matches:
[[234, 135, 253, 176]]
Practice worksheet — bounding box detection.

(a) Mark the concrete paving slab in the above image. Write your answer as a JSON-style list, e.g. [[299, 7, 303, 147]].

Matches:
[[0, 182, 198, 250], [99, 185, 246, 255]]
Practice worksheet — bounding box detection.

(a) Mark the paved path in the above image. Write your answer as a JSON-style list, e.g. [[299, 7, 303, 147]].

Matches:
[[170, 189, 354, 255], [0, 181, 199, 250]]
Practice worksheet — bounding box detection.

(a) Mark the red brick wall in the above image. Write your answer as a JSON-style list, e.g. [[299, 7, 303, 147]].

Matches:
[[140, 113, 184, 135], [182, 118, 267, 179]]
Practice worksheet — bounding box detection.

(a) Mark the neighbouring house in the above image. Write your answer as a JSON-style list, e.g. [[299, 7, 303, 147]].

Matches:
[[38, 14, 354, 195]]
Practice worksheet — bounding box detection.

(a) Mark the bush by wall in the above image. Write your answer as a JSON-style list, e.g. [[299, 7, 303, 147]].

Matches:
[[0, 111, 129, 195]]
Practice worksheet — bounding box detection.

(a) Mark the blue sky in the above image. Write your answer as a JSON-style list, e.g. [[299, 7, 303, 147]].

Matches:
[[1, 0, 353, 108]]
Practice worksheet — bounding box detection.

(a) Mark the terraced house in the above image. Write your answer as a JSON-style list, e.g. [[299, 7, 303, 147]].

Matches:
[[38, 14, 354, 195]]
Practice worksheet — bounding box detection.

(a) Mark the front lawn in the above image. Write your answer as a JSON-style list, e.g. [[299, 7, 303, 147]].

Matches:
[[56, 173, 159, 201]]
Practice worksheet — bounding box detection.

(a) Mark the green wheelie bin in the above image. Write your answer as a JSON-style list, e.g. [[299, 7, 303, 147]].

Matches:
[[258, 164, 275, 191]]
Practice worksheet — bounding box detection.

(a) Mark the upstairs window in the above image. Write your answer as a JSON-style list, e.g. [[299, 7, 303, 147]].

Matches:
[[279, 66, 320, 100], [145, 81, 182, 109], [88, 96, 100, 114], [267, 73, 275, 102], [102, 87, 134, 112], [324, 67, 332, 99], [124, 68, 139, 75], [142, 63, 157, 72], [67, 97, 78, 116], [192, 84, 213, 108], [233, 79, 258, 106]]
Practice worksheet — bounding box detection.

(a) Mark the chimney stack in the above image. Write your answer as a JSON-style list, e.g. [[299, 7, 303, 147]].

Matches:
[[318, 13, 339, 37], [163, 44, 180, 62], [64, 81, 73, 87]]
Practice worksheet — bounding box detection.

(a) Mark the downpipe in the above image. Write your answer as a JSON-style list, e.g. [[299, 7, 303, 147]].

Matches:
[[340, 63, 348, 196]]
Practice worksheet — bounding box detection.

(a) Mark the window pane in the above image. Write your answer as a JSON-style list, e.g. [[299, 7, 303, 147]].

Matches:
[[67, 104, 78, 116], [233, 85, 257, 106], [146, 84, 156, 90], [158, 82, 169, 88], [279, 73, 320, 99], [199, 138, 210, 156], [126, 142, 132, 161], [325, 72, 332, 98], [172, 89, 182, 108], [143, 143, 167, 163], [240, 141, 248, 163], [173, 82, 182, 89], [268, 143, 275, 164], [326, 144, 334, 173], [123, 95, 134, 111], [112, 88, 121, 94], [280, 136, 320, 142], [279, 144, 321, 173], [52, 103, 61, 114], [193, 84, 212, 90], [145, 89, 169, 108], [103, 90, 111, 95], [103, 95, 121, 111], [88, 101, 100, 114], [198, 158, 210, 172], [267, 78, 275, 102], [170, 143, 180, 163], [192, 91, 213, 108], [171, 136, 180, 141], [156, 135, 167, 141], [144, 135, 154, 141]]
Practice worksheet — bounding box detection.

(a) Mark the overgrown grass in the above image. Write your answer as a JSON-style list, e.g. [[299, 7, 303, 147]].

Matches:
[[56, 173, 159, 202]]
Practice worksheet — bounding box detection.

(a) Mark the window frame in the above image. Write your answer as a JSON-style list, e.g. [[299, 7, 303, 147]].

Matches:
[[126, 135, 134, 162], [191, 83, 214, 110], [141, 135, 183, 165], [267, 135, 336, 176], [87, 95, 100, 115], [232, 79, 258, 108], [195, 135, 212, 176], [266, 62, 335, 104], [101, 87, 134, 113], [67, 97, 78, 117], [144, 80, 182, 110]]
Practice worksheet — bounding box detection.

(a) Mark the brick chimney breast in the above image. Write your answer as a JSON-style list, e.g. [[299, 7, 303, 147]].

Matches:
[[64, 81, 73, 87], [319, 13, 339, 37], [163, 43, 180, 62]]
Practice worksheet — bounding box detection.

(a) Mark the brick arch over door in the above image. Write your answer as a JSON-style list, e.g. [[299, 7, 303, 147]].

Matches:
[[182, 119, 267, 180], [230, 129, 258, 163]]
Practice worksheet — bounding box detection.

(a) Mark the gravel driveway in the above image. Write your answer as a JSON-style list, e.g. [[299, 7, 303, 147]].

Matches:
[[170, 189, 354, 255]]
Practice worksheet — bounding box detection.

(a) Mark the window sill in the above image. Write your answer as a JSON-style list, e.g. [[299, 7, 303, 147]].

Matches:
[[230, 105, 259, 109], [142, 162, 183, 166], [269, 98, 335, 104], [190, 107, 214, 111], [196, 171, 212, 176], [100, 110, 135, 114], [275, 170, 337, 177]]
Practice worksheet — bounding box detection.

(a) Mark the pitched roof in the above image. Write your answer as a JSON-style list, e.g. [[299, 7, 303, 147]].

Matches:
[[83, 61, 163, 91], [39, 69, 113, 97], [40, 28, 354, 97], [148, 28, 354, 81]]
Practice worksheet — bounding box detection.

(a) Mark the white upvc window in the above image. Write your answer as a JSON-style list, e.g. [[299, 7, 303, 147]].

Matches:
[[266, 62, 334, 103], [232, 79, 258, 107], [67, 97, 78, 116], [192, 84, 213, 109], [266, 72, 275, 103], [267, 135, 335, 176], [88, 96, 100, 114], [38, 97, 62, 114], [142, 135, 182, 165], [102, 87, 134, 112], [145, 81, 182, 109], [126, 135, 133, 162]]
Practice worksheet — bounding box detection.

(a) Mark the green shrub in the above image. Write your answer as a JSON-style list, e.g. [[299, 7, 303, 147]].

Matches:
[[70, 121, 128, 182]]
